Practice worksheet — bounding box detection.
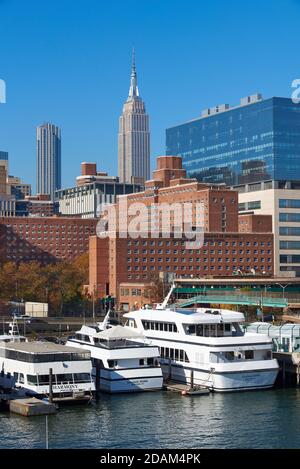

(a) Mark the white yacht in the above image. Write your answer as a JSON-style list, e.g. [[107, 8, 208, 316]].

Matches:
[[0, 341, 95, 402], [66, 323, 163, 393], [124, 306, 279, 392]]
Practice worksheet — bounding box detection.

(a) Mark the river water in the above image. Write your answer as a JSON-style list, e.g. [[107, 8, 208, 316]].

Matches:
[[1, 388, 300, 449]]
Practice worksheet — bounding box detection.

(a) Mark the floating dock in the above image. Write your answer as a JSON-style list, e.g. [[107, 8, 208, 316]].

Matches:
[[164, 381, 210, 396], [9, 398, 57, 417]]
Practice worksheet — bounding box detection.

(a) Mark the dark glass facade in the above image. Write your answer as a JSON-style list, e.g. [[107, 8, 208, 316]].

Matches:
[[166, 97, 300, 186], [0, 151, 8, 161]]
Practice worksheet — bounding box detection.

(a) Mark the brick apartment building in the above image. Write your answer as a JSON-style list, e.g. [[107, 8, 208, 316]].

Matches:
[[89, 156, 274, 309], [0, 216, 97, 264]]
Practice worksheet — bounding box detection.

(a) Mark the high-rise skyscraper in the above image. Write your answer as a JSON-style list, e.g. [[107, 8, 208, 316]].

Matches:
[[166, 95, 300, 186], [36, 123, 61, 200], [118, 50, 150, 184]]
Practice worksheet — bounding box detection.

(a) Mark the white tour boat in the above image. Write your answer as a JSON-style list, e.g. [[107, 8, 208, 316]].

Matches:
[[124, 303, 279, 392], [66, 323, 163, 393], [0, 341, 95, 401]]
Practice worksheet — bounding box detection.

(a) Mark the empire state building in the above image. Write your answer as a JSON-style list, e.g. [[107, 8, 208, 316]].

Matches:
[[118, 51, 150, 184]]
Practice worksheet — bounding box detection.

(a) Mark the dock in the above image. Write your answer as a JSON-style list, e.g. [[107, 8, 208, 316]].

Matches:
[[52, 391, 92, 404], [274, 351, 300, 386], [9, 397, 57, 416], [164, 381, 210, 396]]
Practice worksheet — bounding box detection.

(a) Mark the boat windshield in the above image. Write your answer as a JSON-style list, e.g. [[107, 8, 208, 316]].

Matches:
[[184, 323, 232, 337], [93, 338, 147, 349]]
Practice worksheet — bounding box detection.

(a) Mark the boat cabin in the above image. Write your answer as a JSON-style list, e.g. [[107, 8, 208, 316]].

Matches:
[[0, 341, 95, 400]]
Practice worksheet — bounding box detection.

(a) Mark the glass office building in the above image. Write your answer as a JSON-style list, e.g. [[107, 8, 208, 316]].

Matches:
[[166, 96, 300, 186]]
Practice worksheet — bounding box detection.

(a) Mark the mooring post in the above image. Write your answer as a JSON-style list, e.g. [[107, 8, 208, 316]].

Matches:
[[190, 370, 194, 389], [282, 361, 286, 386], [95, 360, 100, 398], [168, 358, 172, 382], [49, 368, 53, 403], [45, 415, 49, 449]]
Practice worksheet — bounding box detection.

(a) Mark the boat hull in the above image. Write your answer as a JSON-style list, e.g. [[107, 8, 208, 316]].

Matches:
[[93, 368, 163, 393], [162, 363, 278, 392]]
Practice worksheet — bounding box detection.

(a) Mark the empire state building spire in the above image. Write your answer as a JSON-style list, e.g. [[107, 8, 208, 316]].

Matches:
[[118, 50, 150, 184], [128, 48, 139, 100]]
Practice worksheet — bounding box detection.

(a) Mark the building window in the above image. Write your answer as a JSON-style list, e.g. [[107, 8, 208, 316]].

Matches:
[[280, 227, 300, 236], [280, 241, 300, 250], [279, 199, 300, 209], [279, 213, 300, 222]]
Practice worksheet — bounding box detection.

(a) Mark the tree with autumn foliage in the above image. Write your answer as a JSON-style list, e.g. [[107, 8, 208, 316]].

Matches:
[[0, 253, 90, 316], [143, 275, 167, 306]]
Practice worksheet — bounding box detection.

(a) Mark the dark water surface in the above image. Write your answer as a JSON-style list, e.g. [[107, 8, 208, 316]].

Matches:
[[1, 388, 300, 449]]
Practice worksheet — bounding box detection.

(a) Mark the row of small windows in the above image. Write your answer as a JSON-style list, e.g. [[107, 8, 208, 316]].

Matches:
[[120, 288, 142, 296], [128, 249, 271, 256], [126, 266, 271, 281], [128, 256, 271, 263], [8, 225, 92, 231], [127, 241, 271, 254], [128, 239, 270, 247], [142, 320, 178, 333], [159, 346, 189, 363], [15, 373, 91, 386], [128, 265, 272, 272]]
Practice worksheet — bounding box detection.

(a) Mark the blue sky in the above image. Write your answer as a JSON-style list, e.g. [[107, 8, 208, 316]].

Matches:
[[0, 0, 300, 191]]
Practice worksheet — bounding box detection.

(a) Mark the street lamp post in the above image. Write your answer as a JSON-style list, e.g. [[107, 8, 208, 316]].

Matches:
[[261, 284, 272, 321], [92, 284, 96, 322], [277, 283, 288, 300]]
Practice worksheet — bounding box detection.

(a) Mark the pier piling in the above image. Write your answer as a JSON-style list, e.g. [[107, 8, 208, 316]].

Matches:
[[49, 368, 53, 403], [167, 358, 172, 381], [95, 361, 100, 398], [190, 370, 194, 390]]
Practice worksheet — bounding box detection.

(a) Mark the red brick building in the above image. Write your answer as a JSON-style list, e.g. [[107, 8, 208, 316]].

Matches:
[[238, 213, 272, 233], [0, 216, 97, 264], [89, 156, 274, 306], [25, 194, 56, 217]]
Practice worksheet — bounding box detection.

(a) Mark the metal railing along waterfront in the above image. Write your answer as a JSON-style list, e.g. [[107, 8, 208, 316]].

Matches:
[[174, 288, 300, 303], [176, 294, 289, 308], [244, 323, 300, 353]]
